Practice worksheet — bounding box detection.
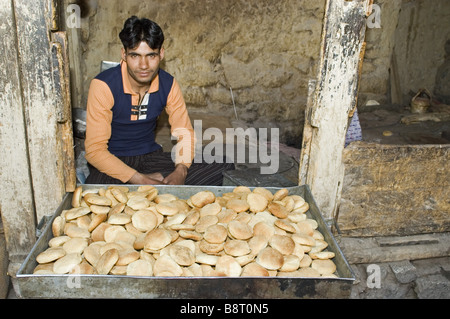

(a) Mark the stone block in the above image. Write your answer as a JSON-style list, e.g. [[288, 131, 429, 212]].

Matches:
[[415, 274, 450, 299], [411, 257, 450, 277], [351, 263, 416, 299], [389, 260, 417, 284]]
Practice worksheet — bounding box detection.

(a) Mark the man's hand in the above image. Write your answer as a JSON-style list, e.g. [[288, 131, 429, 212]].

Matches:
[[128, 172, 165, 185], [163, 164, 188, 185]]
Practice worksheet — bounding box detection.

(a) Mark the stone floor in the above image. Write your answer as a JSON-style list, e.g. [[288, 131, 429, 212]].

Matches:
[[337, 233, 450, 299], [349, 256, 450, 299], [357, 102, 450, 145], [7, 256, 449, 299]]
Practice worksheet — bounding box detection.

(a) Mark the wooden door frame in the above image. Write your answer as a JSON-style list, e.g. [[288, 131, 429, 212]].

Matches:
[[0, 0, 75, 278], [299, 0, 371, 221]]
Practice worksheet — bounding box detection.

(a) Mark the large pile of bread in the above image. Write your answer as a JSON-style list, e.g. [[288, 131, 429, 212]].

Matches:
[[33, 186, 338, 278]]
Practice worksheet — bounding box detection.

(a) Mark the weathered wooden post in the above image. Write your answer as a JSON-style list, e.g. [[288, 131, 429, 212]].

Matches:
[[299, 0, 371, 221], [0, 0, 38, 274], [0, 0, 75, 289]]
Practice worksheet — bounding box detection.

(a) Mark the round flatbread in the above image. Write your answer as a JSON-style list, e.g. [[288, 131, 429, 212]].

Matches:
[[36, 247, 66, 264], [256, 247, 283, 270]]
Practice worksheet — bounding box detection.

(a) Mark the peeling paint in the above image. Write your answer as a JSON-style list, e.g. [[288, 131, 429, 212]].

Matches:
[[300, 0, 369, 220]]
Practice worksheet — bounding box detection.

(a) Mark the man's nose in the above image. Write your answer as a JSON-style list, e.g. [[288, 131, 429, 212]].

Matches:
[[139, 56, 149, 69]]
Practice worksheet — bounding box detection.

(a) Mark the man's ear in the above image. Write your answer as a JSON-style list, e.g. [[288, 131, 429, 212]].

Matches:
[[121, 47, 127, 61], [159, 47, 165, 61]]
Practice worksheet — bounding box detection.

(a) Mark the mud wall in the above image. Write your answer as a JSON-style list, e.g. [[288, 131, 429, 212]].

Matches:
[[71, 0, 450, 144]]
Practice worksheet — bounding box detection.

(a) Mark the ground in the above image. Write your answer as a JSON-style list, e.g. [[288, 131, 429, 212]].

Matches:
[[357, 103, 450, 145], [348, 256, 450, 299]]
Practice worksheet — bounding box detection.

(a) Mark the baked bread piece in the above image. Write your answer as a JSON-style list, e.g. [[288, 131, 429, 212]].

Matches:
[[116, 249, 140, 266], [280, 255, 301, 272], [248, 235, 268, 255], [144, 228, 172, 252], [203, 224, 227, 244], [252, 221, 275, 239], [126, 259, 153, 276], [224, 239, 251, 257], [241, 262, 270, 277], [311, 259, 337, 275], [169, 244, 195, 266], [200, 202, 222, 216], [252, 187, 274, 201], [226, 199, 250, 213], [228, 220, 253, 240], [190, 191, 215, 208], [153, 255, 183, 276], [195, 215, 219, 233], [103, 225, 126, 243], [88, 213, 107, 232], [273, 188, 289, 201], [199, 240, 224, 255], [65, 207, 91, 221], [156, 201, 180, 216], [108, 213, 131, 225], [95, 248, 119, 275], [71, 186, 83, 208], [246, 193, 268, 213], [83, 242, 103, 266], [131, 210, 158, 232], [267, 202, 288, 219], [84, 193, 112, 206], [36, 247, 66, 264], [195, 253, 218, 266], [91, 222, 110, 242], [62, 237, 88, 255], [127, 196, 151, 210], [65, 224, 90, 239], [110, 187, 128, 203], [215, 255, 242, 277], [48, 235, 70, 248], [52, 216, 65, 237], [256, 247, 284, 270], [269, 234, 295, 255], [53, 253, 82, 274]]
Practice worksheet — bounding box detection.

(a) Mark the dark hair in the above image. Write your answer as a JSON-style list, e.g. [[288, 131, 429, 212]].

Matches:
[[119, 16, 164, 50]]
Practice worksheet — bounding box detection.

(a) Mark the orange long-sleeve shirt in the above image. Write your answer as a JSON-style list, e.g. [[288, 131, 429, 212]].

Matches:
[[85, 61, 195, 183]]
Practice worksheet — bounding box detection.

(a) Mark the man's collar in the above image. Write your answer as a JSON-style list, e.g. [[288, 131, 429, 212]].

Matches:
[[121, 60, 159, 95]]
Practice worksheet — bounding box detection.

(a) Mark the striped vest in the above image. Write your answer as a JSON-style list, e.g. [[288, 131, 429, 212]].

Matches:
[[95, 65, 174, 157]]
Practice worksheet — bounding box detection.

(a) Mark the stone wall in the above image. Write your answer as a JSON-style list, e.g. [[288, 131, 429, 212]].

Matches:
[[77, 0, 325, 146], [358, 0, 450, 106], [393, 0, 450, 105], [73, 0, 450, 145], [358, 0, 402, 105]]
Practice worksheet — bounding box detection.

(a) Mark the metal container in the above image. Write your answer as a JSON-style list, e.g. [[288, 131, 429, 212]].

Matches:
[[16, 185, 355, 299]]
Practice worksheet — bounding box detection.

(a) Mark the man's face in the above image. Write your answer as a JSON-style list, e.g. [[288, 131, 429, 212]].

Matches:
[[122, 41, 165, 87]]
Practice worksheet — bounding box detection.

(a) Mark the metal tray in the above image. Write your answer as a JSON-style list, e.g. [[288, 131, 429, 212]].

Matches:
[[16, 185, 354, 299]]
